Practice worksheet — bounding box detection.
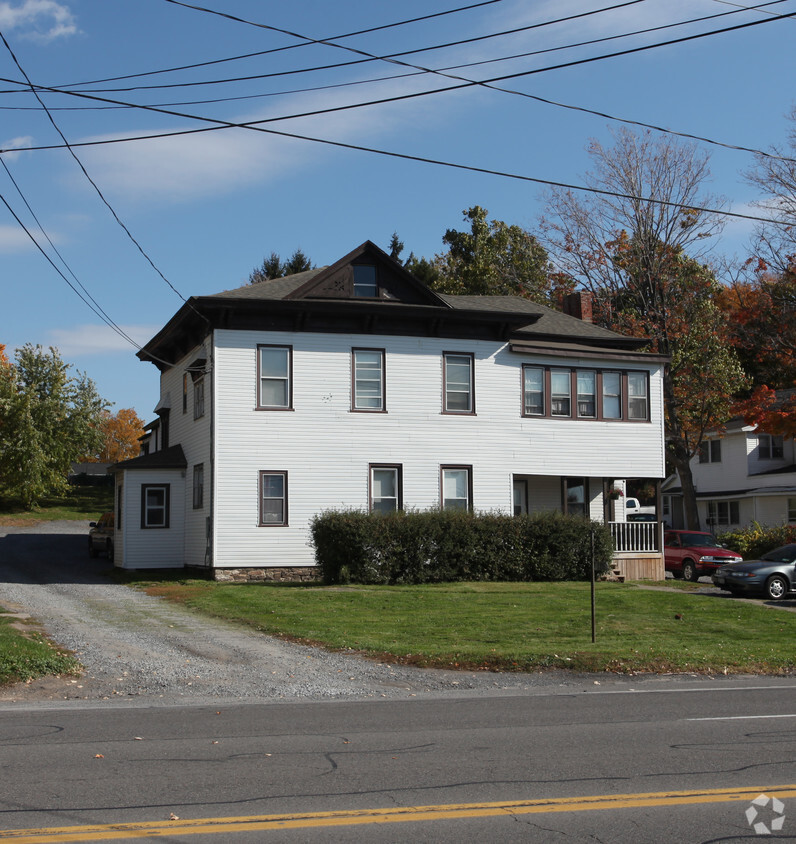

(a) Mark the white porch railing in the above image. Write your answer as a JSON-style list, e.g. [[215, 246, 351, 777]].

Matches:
[[609, 521, 660, 553]]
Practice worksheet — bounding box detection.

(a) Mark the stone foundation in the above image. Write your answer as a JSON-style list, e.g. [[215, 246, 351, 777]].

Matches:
[[213, 566, 321, 583]]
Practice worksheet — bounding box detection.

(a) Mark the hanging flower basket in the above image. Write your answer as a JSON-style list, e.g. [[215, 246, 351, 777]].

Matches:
[[608, 488, 624, 501]]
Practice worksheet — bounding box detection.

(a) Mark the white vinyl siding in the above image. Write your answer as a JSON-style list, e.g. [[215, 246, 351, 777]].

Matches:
[[210, 329, 664, 569]]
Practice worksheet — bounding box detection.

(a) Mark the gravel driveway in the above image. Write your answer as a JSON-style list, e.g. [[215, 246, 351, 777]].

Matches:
[[0, 521, 595, 706]]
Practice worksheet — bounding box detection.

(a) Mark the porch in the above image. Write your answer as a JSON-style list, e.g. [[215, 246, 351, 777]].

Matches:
[[609, 520, 665, 580]]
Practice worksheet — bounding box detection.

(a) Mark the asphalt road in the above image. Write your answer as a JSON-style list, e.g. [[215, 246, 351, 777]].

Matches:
[[1, 682, 795, 842]]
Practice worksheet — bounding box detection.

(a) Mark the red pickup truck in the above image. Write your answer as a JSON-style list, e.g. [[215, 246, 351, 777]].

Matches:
[[664, 530, 742, 582]]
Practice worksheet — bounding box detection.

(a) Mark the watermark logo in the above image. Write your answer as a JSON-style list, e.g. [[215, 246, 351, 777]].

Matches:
[[746, 793, 786, 835]]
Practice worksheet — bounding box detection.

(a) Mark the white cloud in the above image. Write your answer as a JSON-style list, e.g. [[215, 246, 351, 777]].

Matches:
[[45, 324, 161, 357], [0, 0, 77, 41], [1, 136, 33, 161], [0, 224, 34, 252]]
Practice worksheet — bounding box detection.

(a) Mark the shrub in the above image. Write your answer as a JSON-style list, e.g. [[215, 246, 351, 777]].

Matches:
[[310, 509, 613, 585], [719, 522, 796, 560]]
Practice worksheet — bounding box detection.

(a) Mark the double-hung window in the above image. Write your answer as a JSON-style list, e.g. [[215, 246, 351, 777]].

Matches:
[[523, 366, 544, 416], [193, 464, 204, 510], [443, 353, 474, 413], [141, 484, 169, 529], [759, 434, 784, 460], [441, 466, 472, 511], [259, 471, 287, 526], [602, 372, 622, 419], [193, 376, 205, 420], [628, 372, 649, 420], [258, 345, 292, 409], [353, 264, 378, 297], [576, 370, 596, 418], [551, 369, 571, 417], [370, 465, 401, 513], [353, 349, 385, 411], [698, 439, 722, 464], [707, 500, 739, 526]]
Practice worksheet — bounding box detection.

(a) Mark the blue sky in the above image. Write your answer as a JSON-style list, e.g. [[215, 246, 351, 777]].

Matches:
[[1, 0, 794, 420]]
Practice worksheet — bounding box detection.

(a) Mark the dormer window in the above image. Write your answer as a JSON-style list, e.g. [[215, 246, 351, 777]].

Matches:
[[353, 264, 378, 297]]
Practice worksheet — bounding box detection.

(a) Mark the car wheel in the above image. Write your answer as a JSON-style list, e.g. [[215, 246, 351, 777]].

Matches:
[[682, 560, 698, 582], [88, 539, 98, 558], [106, 540, 114, 563], [765, 575, 788, 600]]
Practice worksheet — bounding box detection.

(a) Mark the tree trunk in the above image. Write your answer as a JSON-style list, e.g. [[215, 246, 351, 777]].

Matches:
[[671, 438, 701, 530]]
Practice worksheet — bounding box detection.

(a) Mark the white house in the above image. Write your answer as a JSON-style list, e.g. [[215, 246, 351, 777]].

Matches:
[[664, 398, 796, 532], [112, 242, 667, 580]]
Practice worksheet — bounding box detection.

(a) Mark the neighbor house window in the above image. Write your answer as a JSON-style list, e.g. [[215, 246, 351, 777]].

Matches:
[[193, 464, 204, 510], [353, 264, 378, 297], [193, 376, 205, 420], [182, 373, 188, 414], [441, 466, 472, 510], [789, 498, 796, 522], [698, 439, 722, 464], [522, 366, 544, 416], [117, 485, 123, 530], [602, 372, 622, 419], [141, 484, 170, 529], [576, 370, 596, 418], [259, 471, 287, 526], [370, 465, 402, 513], [628, 371, 649, 420], [353, 349, 385, 411], [551, 369, 571, 417], [759, 434, 784, 460], [706, 500, 739, 527], [443, 353, 474, 413], [257, 345, 292, 409]]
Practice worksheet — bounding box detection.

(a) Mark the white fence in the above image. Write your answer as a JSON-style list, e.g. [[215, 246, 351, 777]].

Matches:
[[609, 521, 660, 553]]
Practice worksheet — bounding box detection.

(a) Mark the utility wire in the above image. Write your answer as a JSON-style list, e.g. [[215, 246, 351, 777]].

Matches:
[[1, 77, 790, 230], [58, 0, 510, 87], [0, 29, 197, 314]]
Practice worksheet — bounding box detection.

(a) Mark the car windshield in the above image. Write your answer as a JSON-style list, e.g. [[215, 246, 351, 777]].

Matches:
[[761, 545, 796, 563], [679, 533, 721, 548]]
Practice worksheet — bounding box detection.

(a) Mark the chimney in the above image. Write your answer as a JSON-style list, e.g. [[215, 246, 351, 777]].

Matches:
[[562, 291, 593, 323]]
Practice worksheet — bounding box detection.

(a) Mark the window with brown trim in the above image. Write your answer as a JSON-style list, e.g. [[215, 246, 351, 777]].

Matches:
[[443, 352, 474, 414], [193, 464, 204, 510], [352, 349, 385, 411], [369, 464, 402, 513], [521, 367, 649, 422], [353, 264, 378, 297], [259, 471, 288, 526], [257, 345, 292, 410], [182, 373, 188, 414], [193, 376, 205, 420], [141, 484, 170, 529], [441, 465, 472, 511]]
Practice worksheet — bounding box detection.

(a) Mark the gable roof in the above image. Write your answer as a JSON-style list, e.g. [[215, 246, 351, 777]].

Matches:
[[139, 241, 655, 370]]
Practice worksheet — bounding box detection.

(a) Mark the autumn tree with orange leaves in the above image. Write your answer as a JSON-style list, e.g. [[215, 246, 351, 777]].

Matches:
[[83, 408, 145, 464]]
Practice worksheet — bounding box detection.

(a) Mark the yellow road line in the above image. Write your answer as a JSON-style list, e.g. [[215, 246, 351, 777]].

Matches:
[[4, 784, 796, 841]]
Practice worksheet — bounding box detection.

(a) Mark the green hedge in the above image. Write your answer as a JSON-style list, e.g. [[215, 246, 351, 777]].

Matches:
[[310, 509, 614, 585], [719, 522, 796, 560]]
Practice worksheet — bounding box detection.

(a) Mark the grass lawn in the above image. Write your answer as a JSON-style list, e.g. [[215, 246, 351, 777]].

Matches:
[[0, 486, 113, 525], [125, 577, 796, 675], [0, 613, 81, 686]]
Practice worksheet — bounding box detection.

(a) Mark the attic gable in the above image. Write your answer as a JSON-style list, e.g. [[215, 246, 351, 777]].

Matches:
[[285, 241, 448, 307]]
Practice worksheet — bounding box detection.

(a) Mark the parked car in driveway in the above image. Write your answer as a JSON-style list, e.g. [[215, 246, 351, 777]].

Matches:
[[713, 544, 796, 600], [88, 512, 114, 560], [664, 530, 742, 581]]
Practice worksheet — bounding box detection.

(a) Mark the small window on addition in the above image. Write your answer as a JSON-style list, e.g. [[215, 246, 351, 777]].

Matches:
[[353, 265, 378, 297]]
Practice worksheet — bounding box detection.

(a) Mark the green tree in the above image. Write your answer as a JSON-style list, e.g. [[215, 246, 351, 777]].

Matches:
[[542, 130, 742, 529], [249, 249, 313, 284], [432, 206, 551, 300], [0, 345, 107, 509]]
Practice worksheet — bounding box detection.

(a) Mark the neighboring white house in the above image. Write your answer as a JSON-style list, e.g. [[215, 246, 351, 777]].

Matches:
[[112, 241, 667, 580], [663, 404, 796, 533]]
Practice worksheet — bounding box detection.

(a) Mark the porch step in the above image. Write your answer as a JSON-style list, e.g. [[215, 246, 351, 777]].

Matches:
[[599, 566, 625, 583]]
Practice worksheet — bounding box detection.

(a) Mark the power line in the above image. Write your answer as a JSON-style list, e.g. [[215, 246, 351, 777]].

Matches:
[[57, 0, 509, 88], [0, 29, 194, 311], [1, 78, 789, 230]]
